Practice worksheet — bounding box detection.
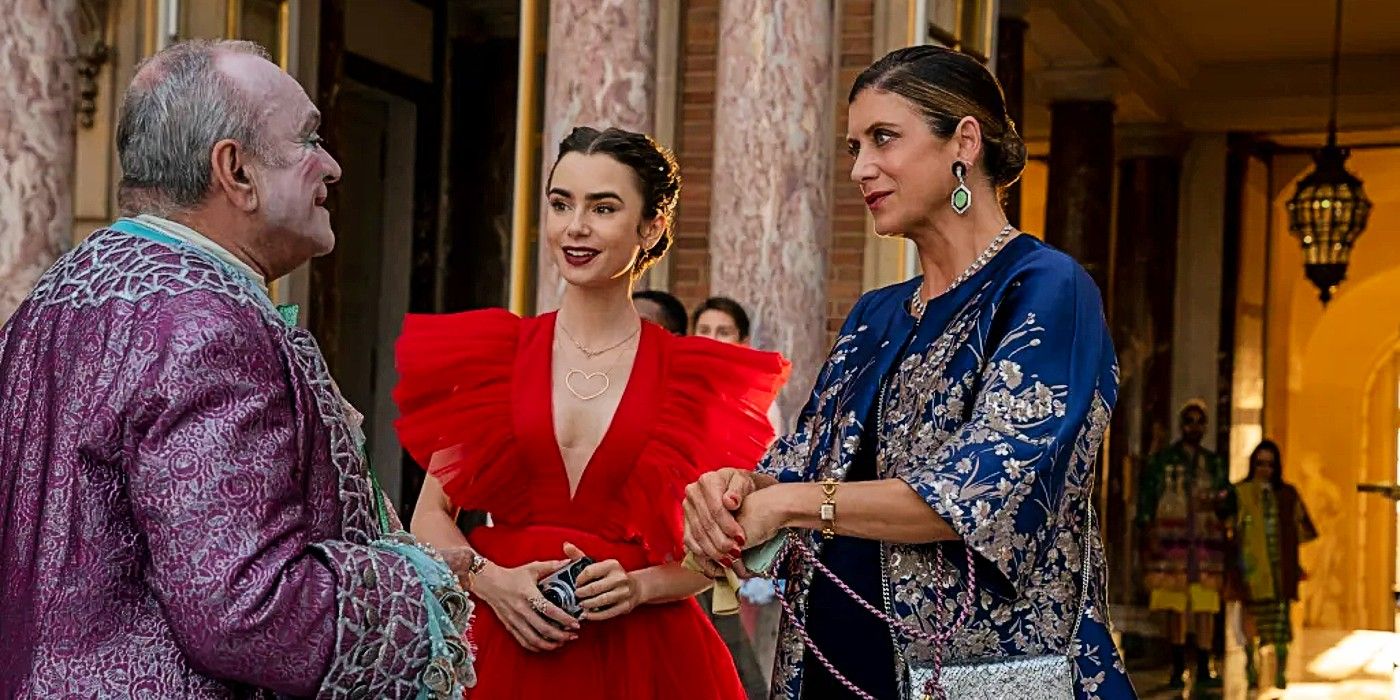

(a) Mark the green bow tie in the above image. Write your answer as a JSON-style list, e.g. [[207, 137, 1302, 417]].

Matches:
[[277, 304, 301, 327]]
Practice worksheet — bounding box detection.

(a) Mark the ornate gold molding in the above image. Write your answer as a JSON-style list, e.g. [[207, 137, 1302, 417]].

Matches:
[[76, 0, 112, 129]]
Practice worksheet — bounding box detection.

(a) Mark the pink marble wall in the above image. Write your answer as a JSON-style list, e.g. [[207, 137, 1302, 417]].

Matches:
[[534, 0, 656, 313], [0, 0, 78, 323], [709, 0, 833, 421]]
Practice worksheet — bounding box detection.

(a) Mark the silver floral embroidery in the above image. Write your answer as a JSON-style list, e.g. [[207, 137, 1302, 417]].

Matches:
[[762, 276, 1127, 700]]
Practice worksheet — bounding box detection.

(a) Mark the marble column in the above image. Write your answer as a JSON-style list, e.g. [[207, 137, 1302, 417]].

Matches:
[[1106, 127, 1185, 604], [0, 0, 78, 323], [534, 0, 657, 313], [1043, 100, 1115, 293], [995, 0, 1028, 228], [709, 0, 832, 420]]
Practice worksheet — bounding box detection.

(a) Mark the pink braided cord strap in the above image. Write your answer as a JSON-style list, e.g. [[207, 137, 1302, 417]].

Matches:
[[772, 536, 978, 700]]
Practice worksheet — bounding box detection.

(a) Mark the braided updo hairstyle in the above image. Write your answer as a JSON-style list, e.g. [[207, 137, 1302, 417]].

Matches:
[[849, 46, 1027, 192], [549, 126, 682, 276]]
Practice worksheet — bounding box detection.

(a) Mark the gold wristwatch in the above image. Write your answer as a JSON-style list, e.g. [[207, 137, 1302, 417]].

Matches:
[[819, 478, 838, 539]]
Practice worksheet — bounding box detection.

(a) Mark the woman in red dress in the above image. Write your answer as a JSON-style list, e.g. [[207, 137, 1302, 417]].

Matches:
[[394, 126, 789, 698]]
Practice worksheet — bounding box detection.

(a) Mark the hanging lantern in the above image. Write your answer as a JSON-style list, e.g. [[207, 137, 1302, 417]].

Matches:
[[1285, 142, 1372, 303], [1285, 0, 1372, 305]]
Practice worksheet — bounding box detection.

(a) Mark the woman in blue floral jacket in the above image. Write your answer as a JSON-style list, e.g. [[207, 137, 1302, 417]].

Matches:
[[683, 46, 1136, 700]]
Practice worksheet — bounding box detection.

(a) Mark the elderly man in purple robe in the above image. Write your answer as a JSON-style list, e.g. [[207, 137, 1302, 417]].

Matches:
[[0, 40, 480, 698]]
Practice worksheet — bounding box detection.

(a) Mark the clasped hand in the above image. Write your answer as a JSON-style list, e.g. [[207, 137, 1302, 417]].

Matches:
[[565, 542, 643, 623], [681, 467, 784, 579]]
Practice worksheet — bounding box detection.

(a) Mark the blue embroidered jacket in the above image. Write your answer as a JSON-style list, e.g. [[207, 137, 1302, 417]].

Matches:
[[761, 235, 1137, 700]]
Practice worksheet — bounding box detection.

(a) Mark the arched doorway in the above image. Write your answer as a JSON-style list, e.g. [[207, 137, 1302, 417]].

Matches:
[[1253, 147, 1400, 695], [1284, 270, 1400, 633]]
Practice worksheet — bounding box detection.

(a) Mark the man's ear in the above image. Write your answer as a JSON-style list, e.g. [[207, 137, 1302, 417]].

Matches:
[[210, 139, 257, 211]]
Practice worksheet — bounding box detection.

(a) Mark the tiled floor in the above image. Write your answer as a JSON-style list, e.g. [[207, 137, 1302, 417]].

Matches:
[[1130, 629, 1398, 700]]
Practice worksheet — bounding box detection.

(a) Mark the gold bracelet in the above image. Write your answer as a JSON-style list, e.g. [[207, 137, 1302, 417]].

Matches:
[[464, 550, 489, 593], [819, 478, 838, 539]]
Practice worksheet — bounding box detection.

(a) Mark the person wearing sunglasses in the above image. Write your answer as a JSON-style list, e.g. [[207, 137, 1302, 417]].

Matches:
[[1137, 400, 1233, 690]]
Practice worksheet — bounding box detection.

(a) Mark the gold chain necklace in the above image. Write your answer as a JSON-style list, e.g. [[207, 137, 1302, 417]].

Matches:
[[910, 224, 1015, 319], [557, 321, 640, 359], [556, 322, 640, 401]]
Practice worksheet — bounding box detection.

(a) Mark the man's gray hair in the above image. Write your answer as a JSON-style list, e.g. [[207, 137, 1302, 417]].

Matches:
[[116, 39, 283, 216]]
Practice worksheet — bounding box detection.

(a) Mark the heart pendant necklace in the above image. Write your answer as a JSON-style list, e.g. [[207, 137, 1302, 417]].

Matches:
[[564, 369, 610, 401], [557, 318, 640, 401]]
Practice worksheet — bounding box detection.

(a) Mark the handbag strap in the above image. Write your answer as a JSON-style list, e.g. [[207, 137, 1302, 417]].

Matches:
[[774, 499, 1095, 700], [1068, 491, 1096, 649], [770, 566, 881, 700], [787, 535, 976, 647], [769, 538, 975, 700]]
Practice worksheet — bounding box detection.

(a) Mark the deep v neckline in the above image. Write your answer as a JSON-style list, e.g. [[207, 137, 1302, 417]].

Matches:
[[515, 314, 659, 506]]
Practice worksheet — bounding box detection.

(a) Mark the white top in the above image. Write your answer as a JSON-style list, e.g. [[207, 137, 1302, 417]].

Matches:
[[767, 401, 787, 436], [134, 214, 268, 292]]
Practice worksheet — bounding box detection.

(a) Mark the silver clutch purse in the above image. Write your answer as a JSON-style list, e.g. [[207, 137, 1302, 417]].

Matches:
[[910, 654, 1073, 700]]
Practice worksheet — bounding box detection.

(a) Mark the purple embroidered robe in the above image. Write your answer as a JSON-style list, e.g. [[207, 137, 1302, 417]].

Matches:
[[0, 228, 454, 698]]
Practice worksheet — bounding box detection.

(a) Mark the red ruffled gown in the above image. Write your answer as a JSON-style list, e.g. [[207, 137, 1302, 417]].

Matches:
[[394, 309, 790, 699]]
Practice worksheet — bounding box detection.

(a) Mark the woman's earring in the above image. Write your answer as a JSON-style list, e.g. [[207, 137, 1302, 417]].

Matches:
[[951, 161, 972, 215]]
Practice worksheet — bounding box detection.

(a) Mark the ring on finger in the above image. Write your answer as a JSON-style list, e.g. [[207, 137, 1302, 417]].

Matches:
[[529, 596, 549, 614]]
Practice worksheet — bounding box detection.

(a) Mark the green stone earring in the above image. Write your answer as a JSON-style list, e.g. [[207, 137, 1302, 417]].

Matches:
[[951, 161, 972, 215]]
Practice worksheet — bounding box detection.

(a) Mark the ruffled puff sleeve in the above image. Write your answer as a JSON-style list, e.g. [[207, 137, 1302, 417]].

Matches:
[[393, 309, 524, 515], [629, 335, 792, 564]]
